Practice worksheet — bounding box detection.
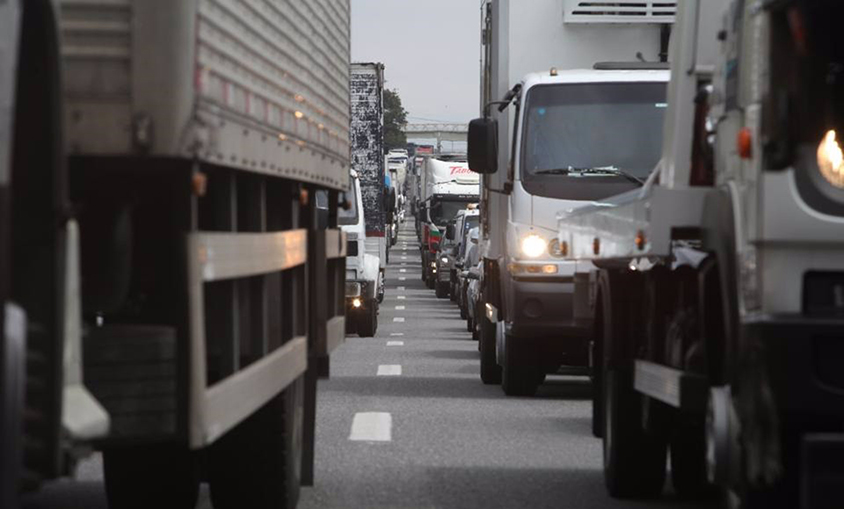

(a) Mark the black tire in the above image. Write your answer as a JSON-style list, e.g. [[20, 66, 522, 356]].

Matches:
[[449, 281, 458, 302], [479, 312, 501, 384], [209, 377, 304, 509], [435, 281, 449, 299], [591, 338, 604, 438], [425, 275, 435, 289], [466, 317, 473, 333], [603, 367, 667, 498], [600, 270, 667, 499], [103, 443, 199, 509], [357, 301, 378, 338], [501, 334, 540, 397], [670, 415, 714, 499], [460, 302, 468, 320]]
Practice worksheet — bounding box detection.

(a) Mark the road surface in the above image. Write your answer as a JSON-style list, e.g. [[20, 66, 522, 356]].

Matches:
[[22, 220, 714, 509]]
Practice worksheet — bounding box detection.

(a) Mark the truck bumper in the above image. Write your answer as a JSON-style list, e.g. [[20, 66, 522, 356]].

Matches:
[[743, 315, 844, 506], [502, 277, 591, 367]]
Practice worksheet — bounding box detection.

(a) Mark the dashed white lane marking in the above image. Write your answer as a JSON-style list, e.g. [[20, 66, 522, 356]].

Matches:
[[401, 256, 407, 260], [349, 412, 392, 442], [395, 305, 405, 310], [390, 332, 404, 336], [399, 277, 406, 281], [398, 286, 406, 291], [377, 364, 402, 376], [397, 296, 406, 300], [399, 269, 406, 272], [393, 317, 405, 323], [387, 341, 404, 346]]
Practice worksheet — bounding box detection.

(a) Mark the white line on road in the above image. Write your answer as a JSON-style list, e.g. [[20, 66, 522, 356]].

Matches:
[[397, 295, 406, 300], [399, 277, 406, 281], [398, 286, 405, 291], [399, 269, 406, 272], [401, 256, 407, 260], [395, 305, 405, 310], [393, 317, 405, 323], [377, 364, 402, 376], [387, 341, 404, 346], [349, 412, 392, 442], [390, 332, 404, 336]]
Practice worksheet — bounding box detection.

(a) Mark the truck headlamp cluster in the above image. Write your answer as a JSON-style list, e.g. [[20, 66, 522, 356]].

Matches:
[[818, 130, 844, 189], [520, 234, 547, 258]]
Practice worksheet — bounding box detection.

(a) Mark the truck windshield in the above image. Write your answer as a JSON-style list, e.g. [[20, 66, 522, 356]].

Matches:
[[429, 199, 476, 226], [338, 180, 359, 226], [521, 82, 667, 184]]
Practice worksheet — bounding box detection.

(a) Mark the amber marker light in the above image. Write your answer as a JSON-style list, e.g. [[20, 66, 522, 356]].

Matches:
[[818, 130, 844, 189]]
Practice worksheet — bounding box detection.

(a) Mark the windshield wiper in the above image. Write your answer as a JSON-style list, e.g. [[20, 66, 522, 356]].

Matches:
[[535, 166, 643, 184]]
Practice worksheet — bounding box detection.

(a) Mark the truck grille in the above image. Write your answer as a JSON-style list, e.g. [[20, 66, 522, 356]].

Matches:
[[347, 240, 358, 257]]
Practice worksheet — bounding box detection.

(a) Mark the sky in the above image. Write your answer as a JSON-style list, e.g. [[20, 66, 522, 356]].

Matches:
[[351, 0, 482, 126]]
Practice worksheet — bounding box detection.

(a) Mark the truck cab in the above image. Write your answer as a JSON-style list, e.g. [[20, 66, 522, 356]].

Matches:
[[418, 156, 480, 288], [341, 172, 380, 337]]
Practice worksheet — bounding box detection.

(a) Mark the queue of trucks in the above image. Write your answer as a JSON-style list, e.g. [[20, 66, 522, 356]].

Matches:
[[467, 0, 843, 507]]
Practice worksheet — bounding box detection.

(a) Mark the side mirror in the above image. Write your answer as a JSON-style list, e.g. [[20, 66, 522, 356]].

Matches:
[[446, 223, 455, 240], [468, 117, 499, 174]]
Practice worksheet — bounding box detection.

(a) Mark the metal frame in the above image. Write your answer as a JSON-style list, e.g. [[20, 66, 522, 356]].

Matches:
[[186, 229, 308, 448]]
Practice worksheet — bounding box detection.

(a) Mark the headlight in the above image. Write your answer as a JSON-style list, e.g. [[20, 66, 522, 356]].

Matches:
[[818, 129, 844, 189], [441, 257, 449, 263], [520, 234, 547, 258]]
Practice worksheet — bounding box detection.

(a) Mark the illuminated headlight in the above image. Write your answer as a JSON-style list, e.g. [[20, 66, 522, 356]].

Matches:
[[351, 297, 362, 308], [441, 257, 449, 264], [430, 261, 437, 268], [818, 130, 844, 189], [520, 234, 547, 258]]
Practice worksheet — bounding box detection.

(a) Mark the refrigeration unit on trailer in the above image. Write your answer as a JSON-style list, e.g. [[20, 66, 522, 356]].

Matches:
[[556, 0, 844, 505], [1, 1, 350, 507], [351, 62, 387, 298], [468, 0, 674, 396]]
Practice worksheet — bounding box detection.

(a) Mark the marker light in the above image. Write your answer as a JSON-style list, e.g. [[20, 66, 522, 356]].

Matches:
[[520, 234, 547, 258], [818, 130, 844, 189], [352, 298, 362, 308]]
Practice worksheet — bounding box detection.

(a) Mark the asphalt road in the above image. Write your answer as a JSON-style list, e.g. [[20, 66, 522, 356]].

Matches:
[[21, 220, 715, 509]]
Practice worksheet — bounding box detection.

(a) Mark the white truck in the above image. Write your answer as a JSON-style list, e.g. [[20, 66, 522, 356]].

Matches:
[[468, 0, 674, 396], [417, 156, 480, 289], [351, 62, 389, 287], [556, 0, 844, 506], [1, 1, 350, 508], [341, 171, 380, 337]]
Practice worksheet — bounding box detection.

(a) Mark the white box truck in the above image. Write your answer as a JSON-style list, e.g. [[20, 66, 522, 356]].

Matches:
[[556, 0, 844, 506], [468, 0, 674, 396], [1, 1, 350, 507]]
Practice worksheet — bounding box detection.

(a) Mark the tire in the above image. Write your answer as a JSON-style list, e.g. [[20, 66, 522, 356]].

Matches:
[[466, 317, 473, 333], [425, 275, 435, 289], [103, 443, 199, 509], [460, 301, 468, 320], [435, 281, 449, 299], [449, 281, 458, 302], [209, 377, 304, 509], [600, 270, 667, 499], [501, 334, 540, 397], [377, 272, 385, 304], [591, 338, 604, 438], [357, 301, 378, 338], [479, 312, 502, 384], [670, 415, 714, 499]]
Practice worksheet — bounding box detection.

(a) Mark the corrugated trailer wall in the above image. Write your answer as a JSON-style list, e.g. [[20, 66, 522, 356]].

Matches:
[[59, 0, 351, 190], [350, 63, 385, 237]]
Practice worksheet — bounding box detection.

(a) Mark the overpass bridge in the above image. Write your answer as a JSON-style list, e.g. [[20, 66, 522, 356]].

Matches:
[[403, 123, 468, 153]]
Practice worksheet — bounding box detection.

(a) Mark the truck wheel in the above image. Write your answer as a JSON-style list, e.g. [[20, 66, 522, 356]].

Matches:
[[591, 337, 604, 438], [209, 377, 304, 509], [602, 366, 667, 498], [449, 281, 458, 302], [501, 335, 541, 397], [600, 270, 666, 499], [357, 301, 378, 338], [425, 275, 435, 289], [670, 415, 714, 499], [435, 281, 449, 299], [479, 314, 501, 384], [103, 443, 199, 509], [466, 317, 473, 333]]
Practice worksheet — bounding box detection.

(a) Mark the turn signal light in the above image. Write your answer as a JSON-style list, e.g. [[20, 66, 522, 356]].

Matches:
[[738, 128, 753, 159]]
